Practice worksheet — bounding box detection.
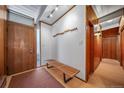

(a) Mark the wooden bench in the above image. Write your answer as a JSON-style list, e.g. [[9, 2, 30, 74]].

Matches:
[[46, 59, 80, 83]]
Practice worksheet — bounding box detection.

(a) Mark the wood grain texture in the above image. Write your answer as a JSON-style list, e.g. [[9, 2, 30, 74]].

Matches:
[[86, 5, 98, 81], [7, 21, 36, 75], [0, 5, 7, 88], [94, 33, 102, 70], [102, 27, 120, 60], [47, 60, 79, 77], [8, 68, 64, 88], [0, 19, 5, 76], [102, 27, 119, 38], [102, 37, 118, 59]]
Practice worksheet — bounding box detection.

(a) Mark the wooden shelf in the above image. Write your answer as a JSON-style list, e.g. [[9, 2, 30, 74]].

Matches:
[[53, 27, 78, 37]]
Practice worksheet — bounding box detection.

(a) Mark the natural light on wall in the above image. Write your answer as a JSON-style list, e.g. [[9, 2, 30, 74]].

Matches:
[[63, 11, 78, 29]]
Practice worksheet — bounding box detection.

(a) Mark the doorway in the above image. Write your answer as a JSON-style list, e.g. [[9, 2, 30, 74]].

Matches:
[[36, 23, 41, 67]]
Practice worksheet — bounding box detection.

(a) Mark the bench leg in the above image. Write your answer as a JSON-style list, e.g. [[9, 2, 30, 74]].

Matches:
[[47, 63, 54, 69], [63, 73, 73, 83]]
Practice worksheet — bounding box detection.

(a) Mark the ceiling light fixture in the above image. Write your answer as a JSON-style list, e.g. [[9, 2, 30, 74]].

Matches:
[[50, 14, 53, 18], [55, 6, 58, 11], [107, 19, 113, 23], [47, 5, 59, 19]]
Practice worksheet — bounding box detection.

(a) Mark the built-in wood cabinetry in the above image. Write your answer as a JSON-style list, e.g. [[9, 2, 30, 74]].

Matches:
[[0, 5, 7, 87], [94, 32, 102, 70], [86, 5, 98, 81], [102, 27, 120, 60]]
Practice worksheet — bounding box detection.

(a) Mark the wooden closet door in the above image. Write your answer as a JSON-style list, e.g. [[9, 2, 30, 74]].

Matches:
[[111, 37, 117, 59], [7, 22, 36, 75], [102, 36, 118, 60], [102, 38, 110, 59]]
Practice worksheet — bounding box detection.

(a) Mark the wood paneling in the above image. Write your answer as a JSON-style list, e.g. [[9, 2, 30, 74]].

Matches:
[[7, 21, 36, 75], [102, 27, 120, 60], [102, 36, 119, 60], [94, 33, 102, 70], [86, 5, 98, 81], [0, 5, 7, 88], [120, 16, 124, 69], [0, 19, 5, 76], [102, 27, 119, 38]]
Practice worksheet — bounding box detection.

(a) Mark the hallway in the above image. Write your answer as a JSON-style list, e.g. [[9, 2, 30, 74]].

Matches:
[[45, 59, 124, 88], [0, 5, 124, 88], [87, 59, 124, 87]]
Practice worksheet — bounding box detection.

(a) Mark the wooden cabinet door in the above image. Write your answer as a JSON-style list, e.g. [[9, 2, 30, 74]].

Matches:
[[7, 22, 36, 75], [102, 36, 118, 60]]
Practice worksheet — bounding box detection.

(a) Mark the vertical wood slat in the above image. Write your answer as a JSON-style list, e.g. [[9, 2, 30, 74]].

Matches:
[[102, 27, 120, 60], [0, 5, 7, 87], [94, 33, 102, 70]]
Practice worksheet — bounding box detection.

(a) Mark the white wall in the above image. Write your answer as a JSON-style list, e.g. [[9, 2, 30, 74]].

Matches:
[[52, 6, 86, 80], [41, 23, 57, 65]]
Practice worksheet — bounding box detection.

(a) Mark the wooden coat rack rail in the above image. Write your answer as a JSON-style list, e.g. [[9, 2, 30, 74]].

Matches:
[[53, 27, 78, 37]]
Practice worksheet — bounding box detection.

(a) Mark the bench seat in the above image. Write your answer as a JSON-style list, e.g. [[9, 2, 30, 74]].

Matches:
[[46, 59, 80, 83]]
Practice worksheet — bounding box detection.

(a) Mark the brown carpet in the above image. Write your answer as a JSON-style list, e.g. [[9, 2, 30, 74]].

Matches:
[[9, 68, 64, 88]]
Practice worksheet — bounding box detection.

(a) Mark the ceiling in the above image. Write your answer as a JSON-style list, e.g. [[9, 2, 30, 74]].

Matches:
[[40, 5, 73, 25], [7, 5, 73, 24], [7, 5, 44, 22], [7, 5, 124, 26], [92, 5, 124, 18], [92, 5, 124, 31]]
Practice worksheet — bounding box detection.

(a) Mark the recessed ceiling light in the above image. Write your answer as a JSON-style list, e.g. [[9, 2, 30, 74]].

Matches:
[[107, 19, 113, 23], [50, 14, 53, 18], [55, 7, 58, 11]]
